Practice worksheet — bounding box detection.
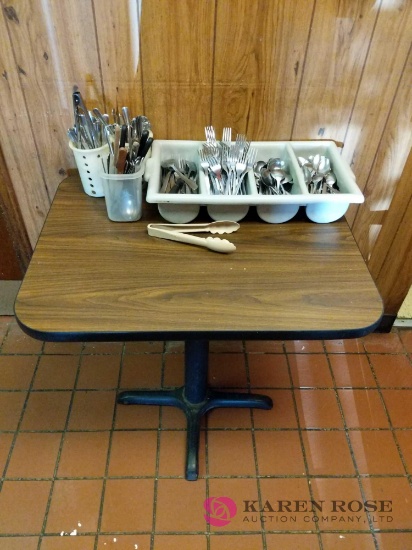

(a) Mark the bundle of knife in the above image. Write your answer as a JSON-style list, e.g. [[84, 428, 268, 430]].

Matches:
[[68, 86, 153, 175]]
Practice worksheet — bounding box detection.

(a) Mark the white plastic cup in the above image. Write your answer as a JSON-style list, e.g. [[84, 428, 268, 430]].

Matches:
[[101, 166, 144, 222], [69, 141, 110, 197]]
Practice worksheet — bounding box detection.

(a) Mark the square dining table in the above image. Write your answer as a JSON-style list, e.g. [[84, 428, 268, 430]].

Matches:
[[15, 175, 383, 480]]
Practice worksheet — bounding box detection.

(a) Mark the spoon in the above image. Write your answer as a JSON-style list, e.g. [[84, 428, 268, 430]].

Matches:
[[325, 172, 339, 193], [267, 158, 285, 170], [325, 172, 337, 186], [317, 157, 331, 175], [253, 160, 266, 177]]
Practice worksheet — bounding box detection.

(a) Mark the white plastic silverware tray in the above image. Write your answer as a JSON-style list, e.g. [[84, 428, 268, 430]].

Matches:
[[145, 140, 364, 223]]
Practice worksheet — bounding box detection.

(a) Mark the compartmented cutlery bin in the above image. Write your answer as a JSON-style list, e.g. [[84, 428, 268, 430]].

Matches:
[[145, 140, 364, 224]]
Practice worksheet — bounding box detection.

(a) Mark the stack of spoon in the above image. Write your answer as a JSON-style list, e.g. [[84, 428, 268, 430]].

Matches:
[[253, 158, 294, 195], [298, 155, 340, 194]]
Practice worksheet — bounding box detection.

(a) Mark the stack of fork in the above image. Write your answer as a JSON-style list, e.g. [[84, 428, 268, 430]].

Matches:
[[200, 127, 257, 195]]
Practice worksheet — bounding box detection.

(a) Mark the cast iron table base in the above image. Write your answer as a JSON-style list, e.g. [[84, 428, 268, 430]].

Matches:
[[117, 339, 273, 480]]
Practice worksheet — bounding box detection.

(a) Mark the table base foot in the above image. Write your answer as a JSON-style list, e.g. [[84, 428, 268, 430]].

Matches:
[[117, 387, 273, 480]]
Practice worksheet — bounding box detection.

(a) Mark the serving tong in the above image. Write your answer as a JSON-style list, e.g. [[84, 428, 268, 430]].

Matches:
[[147, 221, 239, 254]]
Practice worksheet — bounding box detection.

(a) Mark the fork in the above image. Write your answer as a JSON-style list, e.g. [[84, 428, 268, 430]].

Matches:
[[205, 126, 217, 145], [199, 149, 210, 176], [205, 153, 224, 194], [235, 134, 247, 151], [234, 147, 257, 195], [222, 127, 232, 149], [199, 149, 218, 194], [225, 143, 240, 194]]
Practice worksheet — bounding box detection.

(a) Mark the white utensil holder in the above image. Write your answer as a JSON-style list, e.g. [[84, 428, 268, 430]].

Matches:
[[69, 141, 110, 197]]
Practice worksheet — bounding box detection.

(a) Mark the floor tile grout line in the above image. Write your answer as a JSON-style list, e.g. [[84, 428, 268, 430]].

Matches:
[[0, 350, 412, 359], [2, 528, 412, 538], [204, 341, 228, 550], [324, 351, 380, 550], [149, 347, 166, 549], [0, 351, 44, 490], [284, 349, 324, 550], [205, 384, 211, 550], [37, 347, 84, 549], [2, 349, 412, 357], [4, 383, 412, 393], [2, 527, 409, 538], [93, 342, 125, 550], [3, 472, 410, 482], [0, 320, 12, 354], [366, 354, 411, 478], [244, 344, 267, 550], [5, 425, 412, 434]]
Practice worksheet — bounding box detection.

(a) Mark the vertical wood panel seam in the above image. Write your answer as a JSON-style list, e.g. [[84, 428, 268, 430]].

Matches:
[[0, 0, 51, 205], [343, 0, 387, 230], [375, 194, 412, 312], [378, 195, 412, 279], [289, 0, 318, 140], [0, 144, 32, 269], [341, 0, 383, 154], [136, 0, 145, 114], [91, 0, 107, 113], [209, 0, 218, 125], [351, 40, 412, 237], [373, 154, 412, 281]]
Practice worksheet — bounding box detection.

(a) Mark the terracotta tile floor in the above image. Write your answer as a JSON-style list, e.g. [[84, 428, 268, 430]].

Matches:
[[0, 316, 412, 549]]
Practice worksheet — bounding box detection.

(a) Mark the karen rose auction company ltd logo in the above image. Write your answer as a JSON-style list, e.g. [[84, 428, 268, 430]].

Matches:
[[204, 497, 393, 527], [203, 497, 237, 527]]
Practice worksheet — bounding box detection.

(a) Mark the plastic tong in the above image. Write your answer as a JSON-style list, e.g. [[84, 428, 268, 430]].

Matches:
[[147, 221, 240, 254]]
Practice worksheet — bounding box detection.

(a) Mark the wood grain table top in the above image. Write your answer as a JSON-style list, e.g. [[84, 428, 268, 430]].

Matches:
[[15, 176, 383, 341]]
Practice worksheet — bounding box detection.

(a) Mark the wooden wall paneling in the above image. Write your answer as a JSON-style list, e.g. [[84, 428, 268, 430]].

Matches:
[[374, 193, 412, 315], [0, 3, 50, 246], [368, 149, 412, 276], [212, 0, 315, 140], [343, 0, 412, 226], [351, 47, 412, 261], [140, 0, 215, 139], [292, 0, 378, 143], [368, 147, 412, 314], [93, 0, 144, 119], [0, 143, 32, 276], [3, 0, 104, 202], [0, 207, 22, 278], [0, 3, 50, 247]]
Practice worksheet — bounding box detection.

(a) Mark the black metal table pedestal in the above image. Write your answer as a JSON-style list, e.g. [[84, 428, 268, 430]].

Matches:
[[117, 340, 273, 480]]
